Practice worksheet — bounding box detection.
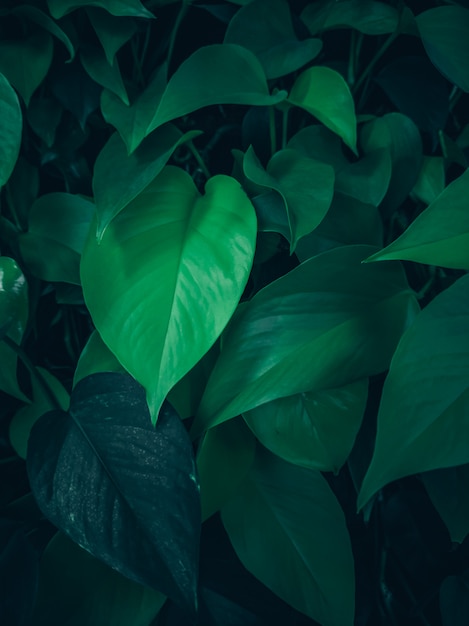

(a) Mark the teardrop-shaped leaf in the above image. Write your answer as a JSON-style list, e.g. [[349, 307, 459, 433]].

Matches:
[[222, 445, 355, 626], [335, 148, 392, 206], [197, 417, 256, 521], [366, 168, 469, 269], [417, 6, 469, 92], [81, 166, 257, 423], [73, 330, 124, 388], [0, 32, 53, 106], [27, 372, 200, 613], [288, 66, 357, 153], [80, 44, 129, 104], [0, 73, 21, 188], [301, 0, 399, 35], [12, 5, 75, 60], [244, 379, 368, 473], [93, 125, 202, 239], [358, 274, 469, 510], [47, 0, 154, 19], [86, 7, 137, 65], [32, 532, 166, 626], [224, 0, 322, 79], [146, 44, 287, 136], [193, 245, 418, 435], [19, 193, 95, 284]]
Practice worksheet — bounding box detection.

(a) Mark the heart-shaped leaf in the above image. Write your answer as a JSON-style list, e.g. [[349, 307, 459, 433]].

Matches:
[[81, 166, 257, 423], [358, 274, 469, 510], [288, 66, 357, 153], [222, 445, 355, 626], [193, 245, 418, 435], [365, 168, 469, 269], [301, 0, 399, 36], [27, 372, 200, 613], [47, 0, 154, 19], [0, 73, 22, 188], [93, 125, 202, 239]]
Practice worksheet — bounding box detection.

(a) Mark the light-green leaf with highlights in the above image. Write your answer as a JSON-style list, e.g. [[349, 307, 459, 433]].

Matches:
[[47, 0, 154, 19], [358, 274, 469, 510], [0, 73, 22, 189], [244, 379, 368, 473], [192, 245, 419, 436], [81, 166, 257, 424], [365, 168, 469, 270], [93, 125, 202, 239], [222, 446, 355, 626], [288, 66, 357, 154]]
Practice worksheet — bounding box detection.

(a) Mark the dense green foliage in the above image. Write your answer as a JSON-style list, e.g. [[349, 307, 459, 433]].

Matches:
[[1, 1, 469, 624]]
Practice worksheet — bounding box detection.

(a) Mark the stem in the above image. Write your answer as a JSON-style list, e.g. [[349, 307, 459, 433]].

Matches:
[[167, 0, 190, 72], [2, 335, 63, 411], [353, 31, 397, 95], [347, 30, 357, 86], [269, 106, 277, 156], [281, 107, 290, 149], [187, 141, 211, 179], [131, 37, 146, 88]]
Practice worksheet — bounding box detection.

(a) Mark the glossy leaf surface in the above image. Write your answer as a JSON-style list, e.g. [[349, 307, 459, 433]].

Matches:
[[288, 66, 357, 153], [358, 274, 469, 510], [366, 168, 469, 269], [302, 0, 399, 35], [244, 379, 368, 473], [47, 0, 154, 19], [222, 446, 355, 626], [0, 73, 21, 188], [81, 166, 257, 423], [193, 245, 418, 434], [27, 372, 200, 613]]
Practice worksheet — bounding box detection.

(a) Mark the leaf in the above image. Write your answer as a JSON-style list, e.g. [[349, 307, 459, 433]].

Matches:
[[32, 532, 166, 626], [81, 166, 257, 423], [0, 73, 22, 188], [224, 0, 322, 79], [9, 368, 70, 459], [243, 146, 335, 251], [0, 32, 53, 106], [417, 6, 469, 92], [360, 113, 422, 217], [27, 372, 200, 613], [80, 44, 129, 104], [221, 445, 355, 626], [244, 379, 368, 473], [19, 193, 95, 284], [73, 330, 124, 388], [411, 156, 445, 205], [421, 465, 469, 543], [27, 95, 63, 148], [86, 7, 137, 65], [11, 5, 75, 60], [301, 0, 399, 36], [440, 573, 469, 626], [287, 124, 348, 171], [193, 245, 418, 435], [146, 44, 288, 137], [93, 125, 202, 239], [47, 0, 154, 19], [288, 66, 357, 153], [365, 168, 469, 270], [197, 417, 256, 521], [335, 148, 392, 206], [358, 274, 469, 510]]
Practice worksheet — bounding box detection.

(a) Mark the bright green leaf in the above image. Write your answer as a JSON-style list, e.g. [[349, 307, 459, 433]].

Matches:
[[222, 446, 355, 626], [73, 330, 124, 388], [19, 193, 95, 285], [358, 274, 469, 510], [244, 379, 368, 473], [301, 0, 399, 35], [288, 66, 357, 153], [93, 125, 202, 239], [80, 45, 129, 105], [0, 73, 21, 188], [27, 373, 200, 613], [12, 5, 75, 60], [86, 7, 137, 65], [417, 6, 469, 92], [47, 0, 154, 19], [146, 44, 288, 137], [193, 245, 418, 435], [197, 417, 256, 521], [32, 532, 166, 626], [365, 168, 469, 269], [81, 166, 257, 423], [0, 32, 53, 106]]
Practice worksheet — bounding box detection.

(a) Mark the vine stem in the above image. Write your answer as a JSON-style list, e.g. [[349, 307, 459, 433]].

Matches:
[[352, 31, 397, 95], [269, 106, 277, 156], [167, 0, 191, 73], [187, 141, 211, 179], [2, 335, 63, 411]]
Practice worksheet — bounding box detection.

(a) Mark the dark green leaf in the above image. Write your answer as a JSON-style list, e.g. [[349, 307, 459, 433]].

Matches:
[[81, 166, 257, 423], [27, 372, 200, 613], [287, 124, 348, 171], [32, 532, 166, 626], [0, 32, 53, 106], [73, 330, 124, 388], [288, 66, 357, 153], [252, 191, 290, 240], [86, 7, 137, 65], [0, 73, 22, 188], [411, 156, 445, 205], [417, 6, 469, 92], [93, 125, 202, 239], [6, 158, 39, 231], [301, 0, 399, 35], [12, 5, 75, 60], [47, 0, 154, 19], [193, 245, 418, 435], [366, 168, 469, 269], [222, 446, 355, 626], [335, 148, 392, 206], [80, 44, 129, 104], [19, 193, 95, 284], [440, 573, 469, 626], [358, 274, 469, 510], [27, 95, 63, 148]]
